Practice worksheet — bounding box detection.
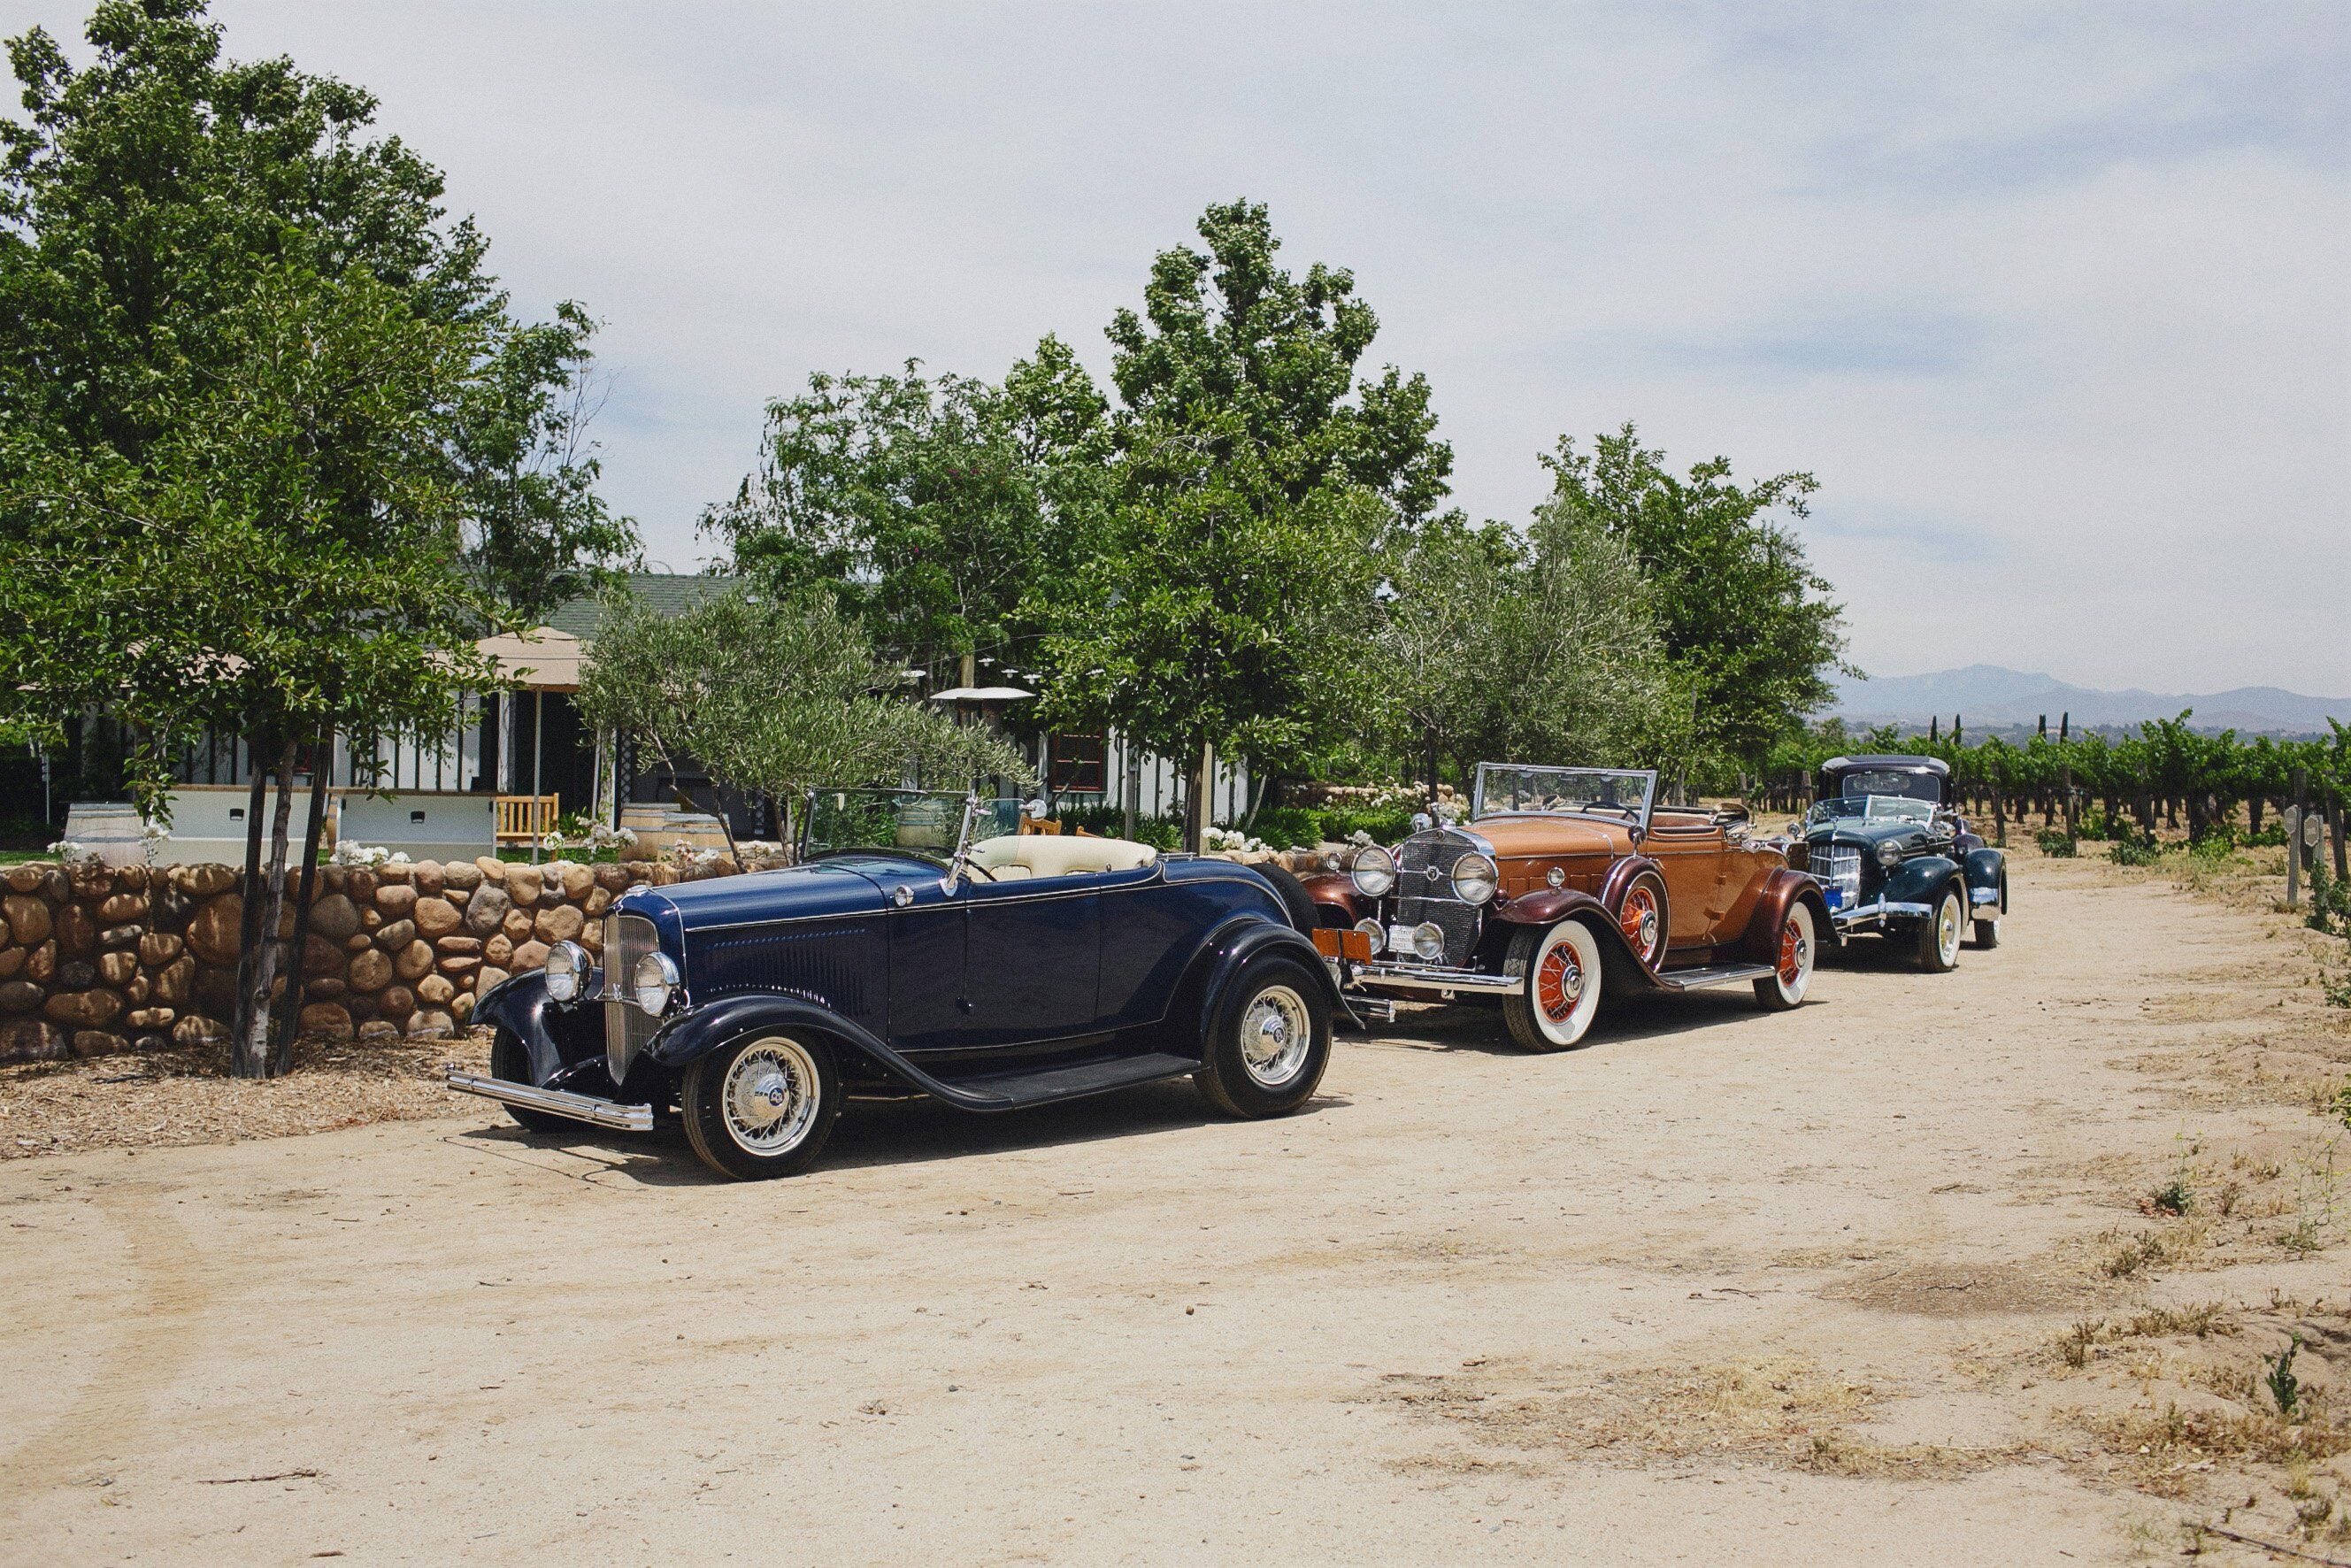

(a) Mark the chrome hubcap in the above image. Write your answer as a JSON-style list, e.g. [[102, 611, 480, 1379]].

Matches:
[[722, 1038, 821, 1155], [1240, 986, 1311, 1087], [1938, 900, 1961, 960]]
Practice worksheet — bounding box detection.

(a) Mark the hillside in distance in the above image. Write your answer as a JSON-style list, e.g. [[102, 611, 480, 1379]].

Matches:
[[1832, 665, 2347, 736]]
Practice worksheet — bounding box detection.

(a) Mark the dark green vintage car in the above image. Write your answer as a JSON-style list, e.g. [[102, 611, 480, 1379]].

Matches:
[[1795, 755, 2007, 972]]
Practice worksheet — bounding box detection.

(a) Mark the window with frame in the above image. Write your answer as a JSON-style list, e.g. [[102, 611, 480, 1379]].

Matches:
[[1049, 733, 1107, 795]]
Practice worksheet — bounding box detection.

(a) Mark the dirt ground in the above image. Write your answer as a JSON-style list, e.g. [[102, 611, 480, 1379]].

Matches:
[[3, 852, 2347, 1566]]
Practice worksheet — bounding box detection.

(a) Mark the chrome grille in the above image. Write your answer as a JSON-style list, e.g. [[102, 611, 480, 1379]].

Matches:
[[1392, 828, 1483, 968], [602, 911, 660, 1091], [1809, 846, 1862, 907]]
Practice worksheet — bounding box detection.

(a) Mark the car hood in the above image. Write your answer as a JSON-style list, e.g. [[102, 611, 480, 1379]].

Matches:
[[1465, 814, 1637, 859], [614, 855, 914, 935]]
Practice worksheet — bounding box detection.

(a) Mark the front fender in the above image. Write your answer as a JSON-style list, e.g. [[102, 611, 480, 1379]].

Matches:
[[1964, 848, 2007, 911], [643, 992, 1019, 1109], [1298, 871, 1360, 928], [1494, 887, 1662, 991], [473, 970, 579, 1085], [1881, 854, 1963, 908], [1187, 917, 1356, 1045], [1496, 887, 1611, 926]]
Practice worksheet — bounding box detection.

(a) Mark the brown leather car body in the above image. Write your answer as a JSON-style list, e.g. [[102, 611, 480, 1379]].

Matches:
[[1301, 804, 1825, 989]]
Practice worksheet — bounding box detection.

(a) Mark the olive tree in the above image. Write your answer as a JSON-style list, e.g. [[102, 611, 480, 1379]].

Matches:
[[576, 586, 1033, 859]]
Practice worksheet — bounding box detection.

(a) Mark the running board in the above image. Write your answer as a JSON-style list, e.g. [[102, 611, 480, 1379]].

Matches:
[[1650, 963, 1776, 992], [932, 1051, 1198, 1111]]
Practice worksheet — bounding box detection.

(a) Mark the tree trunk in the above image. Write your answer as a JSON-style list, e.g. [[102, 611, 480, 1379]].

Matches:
[[270, 724, 334, 1074], [1183, 740, 1214, 854], [234, 735, 300, 1079], [228, 731, 274, 1077], [1424, 731, 1441, 819]]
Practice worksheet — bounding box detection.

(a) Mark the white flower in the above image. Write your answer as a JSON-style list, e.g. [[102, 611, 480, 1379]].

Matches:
[[331, 841, 393, 867]]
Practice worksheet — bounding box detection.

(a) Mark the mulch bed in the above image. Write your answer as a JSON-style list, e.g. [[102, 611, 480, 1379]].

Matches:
[[0, 1027, 493, 1160]]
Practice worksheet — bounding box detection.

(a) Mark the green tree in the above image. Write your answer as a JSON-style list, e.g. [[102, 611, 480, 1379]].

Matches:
[[4, 261, 503, 1074], [1540, 424, 1848, 772], [1033, 199, 1452, 849], [575, 585, 1032, 857], [703, 348, 1100, 675], [1374, 510, 1686, 801], [0, 0, 633, 1070]]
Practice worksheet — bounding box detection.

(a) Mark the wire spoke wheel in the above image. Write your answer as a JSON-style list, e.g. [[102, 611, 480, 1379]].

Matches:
[[1504, 919, 1604, 1050], [719, 1037, 823, 1156], [1238, 984, 1312, 1088], [1617, 879, 1663, 966]]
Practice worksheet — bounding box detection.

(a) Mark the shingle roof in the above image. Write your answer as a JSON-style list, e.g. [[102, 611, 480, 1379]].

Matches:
[[543, 571, 739, 641]]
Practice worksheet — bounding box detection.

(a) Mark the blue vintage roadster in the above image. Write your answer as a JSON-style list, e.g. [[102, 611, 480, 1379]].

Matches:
[[1796, 755, 2007, 970], [448, 790, 1342, 1179]]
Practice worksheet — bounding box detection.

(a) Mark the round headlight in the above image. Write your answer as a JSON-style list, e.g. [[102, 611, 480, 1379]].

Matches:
[[1353, 918, 1386, 956], [542, 939, 588, 1003], [1546, 865, 1566, 889], [1450, 852, 1498, 903], [1350, 845, 1396, 898], [631, 950, 680, 1014], [1875, 839, 1904, 868], [1411, 921, 1445, 962]]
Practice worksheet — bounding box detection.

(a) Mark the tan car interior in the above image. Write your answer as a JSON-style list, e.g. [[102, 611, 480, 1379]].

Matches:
[[968, 835, 1159, 880]]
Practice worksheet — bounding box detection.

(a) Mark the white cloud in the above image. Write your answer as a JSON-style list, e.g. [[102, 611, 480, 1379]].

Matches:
[[14, 0, 2347, 690]]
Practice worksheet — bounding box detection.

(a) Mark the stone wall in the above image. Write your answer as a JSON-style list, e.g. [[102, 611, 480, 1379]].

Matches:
[[0, 857, 738, 1063]]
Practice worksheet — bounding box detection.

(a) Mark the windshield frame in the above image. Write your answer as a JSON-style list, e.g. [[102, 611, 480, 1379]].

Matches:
[[1808, 793, 1942, 828], [1471, 763, 1660, 834], [799, 788, 994, 868]]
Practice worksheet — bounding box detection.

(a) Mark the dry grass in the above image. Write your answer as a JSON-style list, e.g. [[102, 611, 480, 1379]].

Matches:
[[1370, 1356, 2031, 1480], [0, 1027, 492, 1159]]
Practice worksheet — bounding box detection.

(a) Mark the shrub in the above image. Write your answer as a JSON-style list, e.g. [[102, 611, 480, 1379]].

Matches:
[[2034, 827, 2078, 858], [2109, 837, 2162, 867]]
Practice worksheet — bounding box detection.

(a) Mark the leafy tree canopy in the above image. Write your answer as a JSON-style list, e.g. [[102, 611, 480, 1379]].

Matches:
[[703, 338, 1107, 672], [1540, 423, 1848, 771], [1033, 200, 1453, 841], [1372, 507, 1689, 796], [575, 584, 1033, 849], [0, 0, 635, 627]]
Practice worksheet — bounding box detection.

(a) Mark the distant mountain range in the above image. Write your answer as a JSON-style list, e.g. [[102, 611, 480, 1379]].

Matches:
[[1831, 665, 2347, 736]]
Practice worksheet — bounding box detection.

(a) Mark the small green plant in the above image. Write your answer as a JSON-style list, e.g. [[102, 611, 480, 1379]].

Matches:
[[2077, 805, 2111, 840], [2264, 1333, 2303, 1418], [2335, 1077, 2351, 1130], [2034, 826, 2078, 857], [2307, 865, 2351, 935], [2109, 835, 2162, 867], [2146, 1178, 2193, 1216]]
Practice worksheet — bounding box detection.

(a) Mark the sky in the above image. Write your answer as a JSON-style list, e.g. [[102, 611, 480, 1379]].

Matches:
[[10, 1, 2348, 694]]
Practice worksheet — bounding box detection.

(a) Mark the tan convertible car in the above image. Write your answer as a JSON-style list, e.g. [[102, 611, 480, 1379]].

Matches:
[[1299, 763, 1832, 1051]]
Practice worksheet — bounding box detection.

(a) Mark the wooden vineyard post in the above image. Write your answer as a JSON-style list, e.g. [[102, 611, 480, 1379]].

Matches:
[[2332, 795, 2347, 883], [2062, 763, 2077, 840]]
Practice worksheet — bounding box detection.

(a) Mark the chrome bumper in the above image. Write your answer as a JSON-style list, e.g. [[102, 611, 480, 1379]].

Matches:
[[1969, 886, 2001, 907], [1354, 960, 1517, 997], [1826, 898, 1932, 931], [446, 1070, 655, 1133]]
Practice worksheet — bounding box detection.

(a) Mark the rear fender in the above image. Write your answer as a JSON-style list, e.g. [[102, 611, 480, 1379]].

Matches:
[[1738, 870, 1836, 961], [1178, 917, 1355, 1049]]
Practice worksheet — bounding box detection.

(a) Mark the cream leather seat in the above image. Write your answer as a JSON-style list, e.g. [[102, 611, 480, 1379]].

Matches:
[[967, 835, 1158, 881]]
